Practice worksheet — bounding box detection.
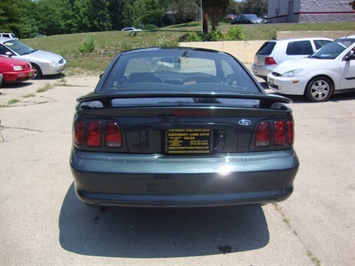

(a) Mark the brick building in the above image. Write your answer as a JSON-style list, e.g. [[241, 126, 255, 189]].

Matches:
[[267, 0, 355, 23]]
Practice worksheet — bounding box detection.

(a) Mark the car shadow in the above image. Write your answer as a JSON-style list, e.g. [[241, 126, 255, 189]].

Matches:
[[0, 74, 65, 89], [59, 183, 270, 258], [0, 81, 34, 89], [37, 73, 65, 80]]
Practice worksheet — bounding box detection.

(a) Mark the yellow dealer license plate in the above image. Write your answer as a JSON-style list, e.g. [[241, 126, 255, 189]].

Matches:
[[166, 129, 212, 154]]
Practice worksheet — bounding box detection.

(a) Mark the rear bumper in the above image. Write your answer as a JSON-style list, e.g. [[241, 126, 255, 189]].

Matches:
[[251, 64, 275, 80], [70, 149, 299, 207]]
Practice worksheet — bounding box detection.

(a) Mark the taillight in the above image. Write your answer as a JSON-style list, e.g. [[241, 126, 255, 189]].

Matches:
[[265, 57, 277, 65], [74, 121, 85, 145], [73, 120, 123, 148], [255, 121, 271, 147], [255, 120, 294, 148], [87, 121, 102, 147], [274, 120, 286, 146], [105, 122, 122, 147], [287, 121, 294, 144]]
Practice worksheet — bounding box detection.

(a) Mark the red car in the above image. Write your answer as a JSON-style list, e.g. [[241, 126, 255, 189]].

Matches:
[[0, 55, 34, 83]]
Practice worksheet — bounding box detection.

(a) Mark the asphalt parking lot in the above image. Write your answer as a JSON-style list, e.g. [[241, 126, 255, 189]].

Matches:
[[0, 74, 354, 265]]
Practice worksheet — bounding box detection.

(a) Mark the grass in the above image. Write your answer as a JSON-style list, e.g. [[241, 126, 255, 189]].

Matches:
[[20, 21, 355, 75], [23, 93, 36, 98], [36, 83, 53, 93], [7, 99, 19, 105], [307, 250, 321, 266]]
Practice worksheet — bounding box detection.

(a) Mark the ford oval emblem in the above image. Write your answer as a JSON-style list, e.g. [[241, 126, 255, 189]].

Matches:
[[238, 119, 252, 126]]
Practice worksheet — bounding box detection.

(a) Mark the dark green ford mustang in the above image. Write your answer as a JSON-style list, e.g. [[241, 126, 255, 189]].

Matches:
[[70, 47, 299, 207]]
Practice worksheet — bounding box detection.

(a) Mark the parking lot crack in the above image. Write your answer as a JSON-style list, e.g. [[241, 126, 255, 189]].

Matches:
[[0, 124, 43, 143], [272, 203, 321, 266]]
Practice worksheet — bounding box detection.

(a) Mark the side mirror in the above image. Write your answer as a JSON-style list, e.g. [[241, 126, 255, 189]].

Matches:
[[345, 53, 355, 61], [5, 51, 13, 57]]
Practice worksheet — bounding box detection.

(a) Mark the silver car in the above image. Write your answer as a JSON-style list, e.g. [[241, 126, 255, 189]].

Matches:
[[252, 37, 332, 81], [0, 37, 66, 78]]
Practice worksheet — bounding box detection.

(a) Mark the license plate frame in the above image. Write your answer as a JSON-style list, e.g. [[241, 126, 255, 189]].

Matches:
[[165, 128, 213, 154]]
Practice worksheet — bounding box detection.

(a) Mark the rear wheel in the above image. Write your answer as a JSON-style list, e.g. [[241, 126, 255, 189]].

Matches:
[[32, 64, 42, 79], [305, 76, 333, 102]]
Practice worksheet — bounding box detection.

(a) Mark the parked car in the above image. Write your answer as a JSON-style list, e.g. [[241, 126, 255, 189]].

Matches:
[[0, 55, 35, 84], [0, 37, 66, 78], [0, 73, 3, 86], [252, 37, 333, 81], [121, 27, 142, 32], [34, 34, 47, 38], [231, 14, 267, 24], [267, 36, 355, 102], [0, 33, 18, 40], [224, 14, 237, 21], [70, 47, 299, 207]]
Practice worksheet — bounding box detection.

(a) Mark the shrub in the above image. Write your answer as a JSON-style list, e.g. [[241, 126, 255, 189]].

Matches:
[[209, 31, 224, 41], [143, 24, 158, 31], [79, 35, 96, 53], [155, 34, 178, 47], [226, 26, 244, 40], [184, 32, 203, 42]]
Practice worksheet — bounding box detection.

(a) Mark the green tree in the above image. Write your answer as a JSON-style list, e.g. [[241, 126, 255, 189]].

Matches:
[[0, 0, 39, 38], [174, 0, 199, 25], [140, 0, 165, 26], [241, 0, 267, 16], [203, 0, 231, 32], [89, 0, 111, 31], [71, 0, 92, 32], [34, 0, 69, 36], [108, 0, 140, 30]]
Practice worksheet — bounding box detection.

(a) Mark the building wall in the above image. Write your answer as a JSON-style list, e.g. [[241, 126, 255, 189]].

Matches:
[[268, 0, 292, 23], [268, 0, 355, 23], [179, 41, 265, 64]]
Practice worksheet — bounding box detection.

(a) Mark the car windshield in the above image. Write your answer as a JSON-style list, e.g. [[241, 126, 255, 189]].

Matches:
[[245, 14, 258, 19], [101, 49, 261, 94], [310, 38, 355, 59], [2, 40, 36, 55]]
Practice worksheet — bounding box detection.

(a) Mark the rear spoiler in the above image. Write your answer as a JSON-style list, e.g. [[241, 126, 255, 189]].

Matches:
[[77, 91, 292, 108]]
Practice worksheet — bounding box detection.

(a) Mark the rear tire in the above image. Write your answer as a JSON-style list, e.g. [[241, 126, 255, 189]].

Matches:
[[32, 64, 42, 79], [305, 76, 333, 102]]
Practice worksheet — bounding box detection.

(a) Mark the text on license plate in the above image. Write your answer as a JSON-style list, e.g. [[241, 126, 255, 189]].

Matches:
[[166, 128, 212, 154]]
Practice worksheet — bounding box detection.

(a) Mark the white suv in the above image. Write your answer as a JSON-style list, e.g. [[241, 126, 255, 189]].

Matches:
[[252, 37, 332, 81]]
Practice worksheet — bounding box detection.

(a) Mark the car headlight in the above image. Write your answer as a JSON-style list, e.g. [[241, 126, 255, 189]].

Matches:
[[44, 60, 60, 67], [13, 66, 23, 71], [50, 61, 60, 67], [281, 69, 303, 77]]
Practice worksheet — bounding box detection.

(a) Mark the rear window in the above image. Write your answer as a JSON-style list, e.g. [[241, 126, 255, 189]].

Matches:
[[101, 49, 261, 94], [256, 42, 276, 55], [286, 41, 313, 55]]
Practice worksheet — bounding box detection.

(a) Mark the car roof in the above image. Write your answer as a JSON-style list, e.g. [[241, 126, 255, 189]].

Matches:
[[339, 35, 355, 39], [266, 37, 333, 43]]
